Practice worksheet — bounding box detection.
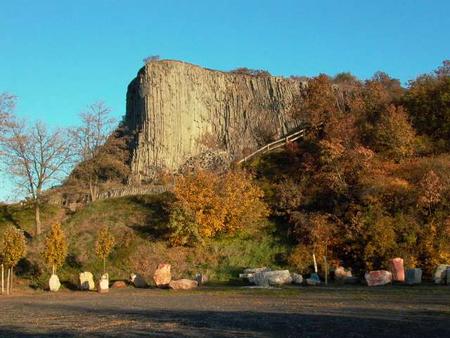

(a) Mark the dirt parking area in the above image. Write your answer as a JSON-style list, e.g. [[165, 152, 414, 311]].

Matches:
[[0, 285, 449, 337]]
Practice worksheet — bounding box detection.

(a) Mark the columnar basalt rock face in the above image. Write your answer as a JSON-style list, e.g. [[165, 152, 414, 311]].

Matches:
[[125, 60, 305, 182]]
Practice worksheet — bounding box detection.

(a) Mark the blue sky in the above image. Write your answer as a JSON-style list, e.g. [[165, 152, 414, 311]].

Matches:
[[0, 0, 449, 200]]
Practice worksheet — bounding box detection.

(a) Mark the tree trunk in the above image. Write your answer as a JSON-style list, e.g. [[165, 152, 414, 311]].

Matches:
[[6, 268, 10, 295], [10, 266, 13, 294], [312, 253, 318, 273], [89, 177, 98, 202], [34, 201, 42, 236], [1, 264, 4, 295]]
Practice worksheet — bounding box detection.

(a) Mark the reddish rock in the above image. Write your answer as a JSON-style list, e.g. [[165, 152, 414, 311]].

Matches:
[[365, 270, 392, 286], [389, 258, 405, 282], [111, 280, 127, 289], [169, 279, 198, 290], [153, 263, 171, 287]]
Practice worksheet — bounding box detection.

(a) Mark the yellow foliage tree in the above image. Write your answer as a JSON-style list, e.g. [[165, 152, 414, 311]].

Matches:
[[417, 170, 443, 213], [1, 226, 26, 294], [95, 226, 115, 273], [171, 169, 269, 245], [42, 223, 68, 275]]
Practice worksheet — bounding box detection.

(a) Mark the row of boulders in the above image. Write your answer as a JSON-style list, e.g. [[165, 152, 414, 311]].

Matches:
[[48, 263, 205, 292], [240, 259, 450, 288], [364, 259, 450, 286], [123, 263, 203, 290]]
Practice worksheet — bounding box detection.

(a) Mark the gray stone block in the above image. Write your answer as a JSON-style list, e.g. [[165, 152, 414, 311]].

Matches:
[[405, 268, 422, 285]]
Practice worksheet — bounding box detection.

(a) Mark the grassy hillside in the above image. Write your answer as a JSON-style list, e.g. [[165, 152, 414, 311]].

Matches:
[[0, 193, 291, 289]]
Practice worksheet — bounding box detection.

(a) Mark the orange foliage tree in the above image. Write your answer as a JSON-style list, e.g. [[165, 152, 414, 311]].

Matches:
[[169, 170, 269, 245]]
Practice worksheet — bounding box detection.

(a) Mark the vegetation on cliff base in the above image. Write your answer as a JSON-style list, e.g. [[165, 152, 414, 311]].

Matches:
[[259, 61, 450, 275]]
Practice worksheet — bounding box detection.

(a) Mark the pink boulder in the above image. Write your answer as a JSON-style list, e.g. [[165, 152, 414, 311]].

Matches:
[[389, 258, 405, 282], [364, 270, 392, 286], [169, 279, 198, 290], [111, 280, 127, 289]]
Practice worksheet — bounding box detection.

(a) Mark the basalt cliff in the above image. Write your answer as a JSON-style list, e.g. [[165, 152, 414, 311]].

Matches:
[[124, 60, 306, 182]]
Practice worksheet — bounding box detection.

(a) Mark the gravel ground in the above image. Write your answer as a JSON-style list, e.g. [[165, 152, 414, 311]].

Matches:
[[0, 285, 449, 337]]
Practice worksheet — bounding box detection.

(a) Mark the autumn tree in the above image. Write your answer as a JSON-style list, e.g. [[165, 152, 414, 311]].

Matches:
[[1, 226, 26, 295], [417, 170, 443, 214], [42, 223, 68, 275], [169, 169, 269, 245], [95, 226, 115, 274], [0, 119, 74, 236], [293, 74, 340, 128], [365, 104, 416, 160], [404, 60, 450, 149], [288, 213, 338, 273]]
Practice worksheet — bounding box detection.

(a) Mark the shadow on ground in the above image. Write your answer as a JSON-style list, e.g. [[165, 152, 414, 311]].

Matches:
[[1, 301, 449, 338]]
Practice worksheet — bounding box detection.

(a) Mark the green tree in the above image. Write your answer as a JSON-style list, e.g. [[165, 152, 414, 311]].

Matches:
[[42, 223, 68, 275], [95, 226, 115, 274]]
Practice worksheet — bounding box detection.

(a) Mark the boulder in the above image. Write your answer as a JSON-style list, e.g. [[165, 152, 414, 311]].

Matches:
[[97, 274, 109, 293], [111, 280, 128, 289], [79, 272, 95, 291], [389, 258, 405, 282], [195, 273, 208, 286], [239, 267, 271, 283], [130, 273, 147, 288], [365, 270, 392, 286], [49, 274, 61, 292], [335, 266, 352, 281], [406, 268, 422, 285], [253, 270, 292, 286], [169, 279, 198, 290], [291, 273, 303, 285], [306, 273, 321, 286], [433, 264, 450, 284], [153, 263, 171, 287]]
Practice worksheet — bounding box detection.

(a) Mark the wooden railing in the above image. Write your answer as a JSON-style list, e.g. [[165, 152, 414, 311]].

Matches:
[[237, 127, 307, 164]]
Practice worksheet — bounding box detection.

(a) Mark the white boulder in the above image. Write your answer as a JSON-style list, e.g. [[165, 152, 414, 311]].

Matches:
[[49, 274, 61, 292], [433, 264, 450, 284], [79, 271, 95, 291], [97, 274, 109, 293], [291, 273, 303, 285]]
